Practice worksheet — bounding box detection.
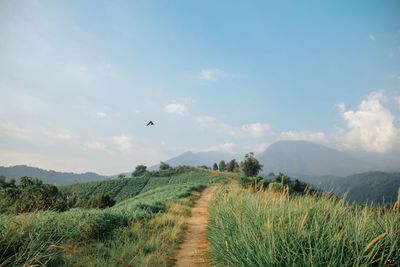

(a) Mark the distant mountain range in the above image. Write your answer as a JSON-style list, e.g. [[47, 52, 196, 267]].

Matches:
[[2, 141, 399, 203], [153, 140, 399, 176], [299, 171, 400, 205], [257, 140, 390, 177], [0, 165, 107, 185]]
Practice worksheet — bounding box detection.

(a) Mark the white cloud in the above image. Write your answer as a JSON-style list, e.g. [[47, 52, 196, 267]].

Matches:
[[198, 68, 228, 81], [242, 123, 271, 138], [183, 97, 194, 104], [164, 103, 188, 115], [369, 34, 376, 41], [202, 143, 235, 154], [394, 96, 400, 107], [55, 133, 73, 141], [196, 116, 238, 137], [112, 135, 135, 154], [252, 143, 270, 154], [196, 116, 273, 139], [279, 130, 326, 143], [0, 122, 32, 140], [338, 91, 399, 152], [96, 111, 107, 118], [83, 141, 112, 154], [41, 129, 74, 141]]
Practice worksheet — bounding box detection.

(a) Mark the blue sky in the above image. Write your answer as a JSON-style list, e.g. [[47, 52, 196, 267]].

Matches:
[[0, 0, 399, 174]]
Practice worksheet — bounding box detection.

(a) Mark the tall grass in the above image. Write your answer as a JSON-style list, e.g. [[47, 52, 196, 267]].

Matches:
[[0, 182, 207, 266], [208, 185, 399, 266]]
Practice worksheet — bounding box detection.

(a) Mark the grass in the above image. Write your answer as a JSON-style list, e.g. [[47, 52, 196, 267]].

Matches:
[[60, 170, 225, 203], [0, 170, 227, 266], [207, 184, 400, 267]]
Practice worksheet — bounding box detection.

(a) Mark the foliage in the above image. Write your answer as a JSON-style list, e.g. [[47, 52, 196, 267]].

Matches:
[[0, 176, 16, 189], [60, 169, 226, 205], [241, 152, 263, 177], [208, 184, 400, 267], [91, 193, 116, 209], [0, 182, 209, 266], [132, 165, 147, 177], [159, 161, 171, 171], [227, 159, 239, 172], [321, 171, 400, 204], [213, 163, 218, 171], [0, 170, 228, 265], [0, 177, 68, 214], [218, 160, 227, 172]]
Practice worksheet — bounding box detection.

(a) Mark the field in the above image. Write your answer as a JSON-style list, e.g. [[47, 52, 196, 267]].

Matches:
[[207, 184, 400, 266], [0, 170, 226, 266], [59, 170, 222, 203]]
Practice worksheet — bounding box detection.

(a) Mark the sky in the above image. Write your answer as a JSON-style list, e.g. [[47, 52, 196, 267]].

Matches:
[[1, 0, 400, 174]]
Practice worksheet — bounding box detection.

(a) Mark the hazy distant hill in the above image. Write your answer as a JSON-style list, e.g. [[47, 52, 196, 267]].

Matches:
[[299, 171, 400, 204], [150, 151, 236, 170], [0, 165, 107, 185], [257, 140, 387, 177]]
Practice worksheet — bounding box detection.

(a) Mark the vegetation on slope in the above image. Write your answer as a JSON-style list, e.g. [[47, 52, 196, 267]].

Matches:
[[208, 184, 400, 266], [60, 169, 223, 203], [0, 170, 226, 266], [0, 165, 106, 185], [325, 171, 400, 204]]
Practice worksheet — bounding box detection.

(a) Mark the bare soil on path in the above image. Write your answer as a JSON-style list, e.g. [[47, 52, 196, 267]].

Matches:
[[173, 186, 218, 267]]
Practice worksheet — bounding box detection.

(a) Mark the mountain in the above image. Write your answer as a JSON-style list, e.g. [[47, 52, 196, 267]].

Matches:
[[150, 151, 236, 170], [257, 140, 387, 177], [0, 165, 107, 185], [303, 171, 400, 204]]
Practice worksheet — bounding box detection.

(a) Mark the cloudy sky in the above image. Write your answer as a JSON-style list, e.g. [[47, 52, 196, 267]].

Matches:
[[1, 0, 400, 174]]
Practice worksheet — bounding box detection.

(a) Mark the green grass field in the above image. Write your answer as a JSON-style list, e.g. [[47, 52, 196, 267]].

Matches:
[[0, 170, 226, 266], [207, 184, 400, 267], [59, 170, 222, 203]]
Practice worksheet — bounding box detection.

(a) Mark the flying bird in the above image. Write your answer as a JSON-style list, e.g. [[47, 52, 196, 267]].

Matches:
[[146, 121, 155, 126]]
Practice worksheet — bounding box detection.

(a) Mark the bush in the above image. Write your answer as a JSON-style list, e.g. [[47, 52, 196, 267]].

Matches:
[[0, 177, 68, 214], [91, 193, 116, 209]]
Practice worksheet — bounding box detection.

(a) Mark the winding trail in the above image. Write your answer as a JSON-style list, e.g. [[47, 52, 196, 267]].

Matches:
[[173, 186, 218, 267]]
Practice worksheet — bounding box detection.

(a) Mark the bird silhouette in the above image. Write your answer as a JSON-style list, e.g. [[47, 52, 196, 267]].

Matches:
[[146, 121, 155, 126]]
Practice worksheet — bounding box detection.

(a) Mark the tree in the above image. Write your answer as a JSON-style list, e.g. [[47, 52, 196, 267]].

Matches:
[[118, 174, 126, 179], [218, 160, 227, 172], [132, 165, 147, 177], [241, 152, 263, 177], [227, 159, 239, 172], [275, 172, 291, 184], [212, 162, 218, 171], [0, 176, 67, 214], [159, 161, 171, 171], [0, 176, 15, 189]]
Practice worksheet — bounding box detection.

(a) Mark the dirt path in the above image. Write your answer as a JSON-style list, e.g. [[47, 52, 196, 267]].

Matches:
[[173, 186, 218, 267]]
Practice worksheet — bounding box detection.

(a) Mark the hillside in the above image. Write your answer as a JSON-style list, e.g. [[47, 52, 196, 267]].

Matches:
[[0, 169, 227, 266], [258, 140, 384, 176], [60, 170, 225, 203], [315, 171, 400, 204], [0, 165, 107, 185]]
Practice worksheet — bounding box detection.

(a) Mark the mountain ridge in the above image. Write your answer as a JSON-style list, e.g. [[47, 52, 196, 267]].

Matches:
[[0, 165, 107, 185]]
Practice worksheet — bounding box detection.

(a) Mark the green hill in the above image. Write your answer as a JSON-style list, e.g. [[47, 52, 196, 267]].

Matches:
[[60, 170, 223, 203], [0, 169, 227, 266], [299, 171, 400, 204], [0, 165, 107, 185]]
